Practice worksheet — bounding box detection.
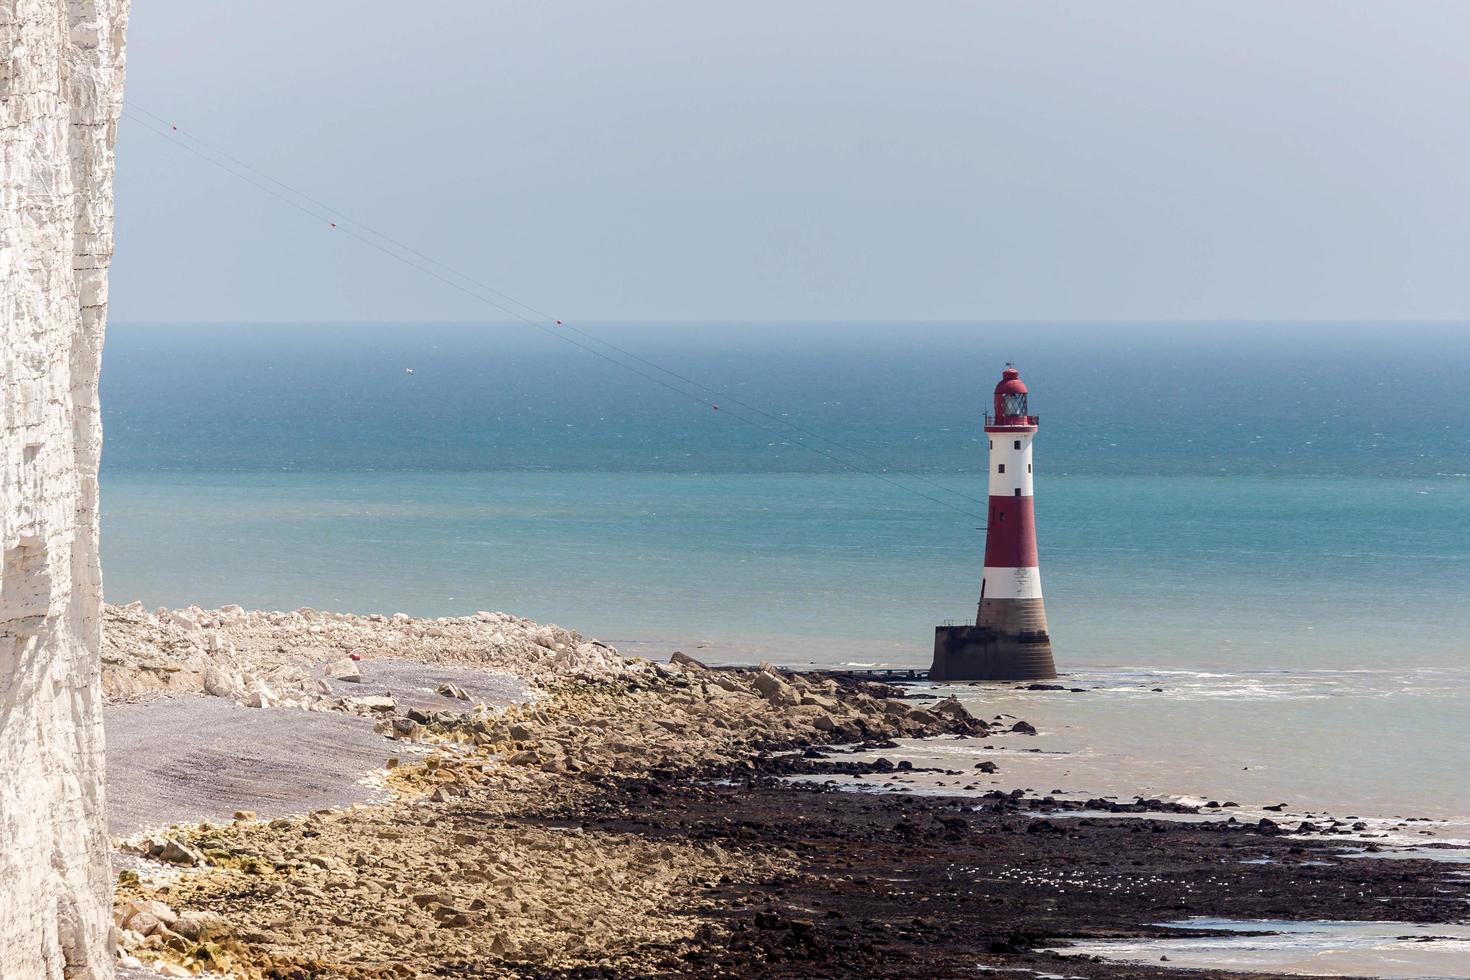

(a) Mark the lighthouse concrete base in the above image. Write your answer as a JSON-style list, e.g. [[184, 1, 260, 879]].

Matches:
[[929, 625, 1057, 682]]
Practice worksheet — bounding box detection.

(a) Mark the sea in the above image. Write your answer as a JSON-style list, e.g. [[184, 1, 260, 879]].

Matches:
[[99, 322, 1470, 823]]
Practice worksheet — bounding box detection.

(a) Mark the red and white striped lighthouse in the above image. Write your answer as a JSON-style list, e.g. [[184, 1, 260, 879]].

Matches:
[[930, 364, 1058, 681]]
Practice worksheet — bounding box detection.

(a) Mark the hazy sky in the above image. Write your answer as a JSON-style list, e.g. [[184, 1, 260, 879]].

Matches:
[[111, 1, 1469, 323]]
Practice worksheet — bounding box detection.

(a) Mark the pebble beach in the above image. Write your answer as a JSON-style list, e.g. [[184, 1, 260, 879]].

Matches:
[[103, 603, 1470, 978]]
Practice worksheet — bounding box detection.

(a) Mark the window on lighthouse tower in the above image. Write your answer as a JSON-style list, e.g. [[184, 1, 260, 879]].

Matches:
[[1001, 392, 1027, 417]]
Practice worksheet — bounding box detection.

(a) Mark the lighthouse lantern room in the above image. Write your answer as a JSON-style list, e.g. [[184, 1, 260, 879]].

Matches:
[[930, 364, 1059, 681]]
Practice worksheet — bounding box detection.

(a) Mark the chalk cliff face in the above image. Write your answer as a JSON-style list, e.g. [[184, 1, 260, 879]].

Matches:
[[1, 1, 128, 975]]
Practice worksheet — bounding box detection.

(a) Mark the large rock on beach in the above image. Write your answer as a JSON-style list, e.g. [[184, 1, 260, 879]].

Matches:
[[752, 670, 801, 706], [325, 658, 362, 683]]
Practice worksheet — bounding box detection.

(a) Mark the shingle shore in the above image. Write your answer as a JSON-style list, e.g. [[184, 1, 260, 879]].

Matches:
[[105, 606, 983, 977]]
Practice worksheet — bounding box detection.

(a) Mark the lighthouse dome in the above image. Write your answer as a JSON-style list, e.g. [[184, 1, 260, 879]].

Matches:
[[995, 366, 1028, 396], [991, 365, 1034, 425]]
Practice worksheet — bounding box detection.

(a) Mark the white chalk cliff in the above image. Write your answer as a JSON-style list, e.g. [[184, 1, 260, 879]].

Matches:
[[2, 1, 129, 975]]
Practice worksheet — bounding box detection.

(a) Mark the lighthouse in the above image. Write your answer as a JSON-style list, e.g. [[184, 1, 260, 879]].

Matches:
[[930, 364, 1058, 681]]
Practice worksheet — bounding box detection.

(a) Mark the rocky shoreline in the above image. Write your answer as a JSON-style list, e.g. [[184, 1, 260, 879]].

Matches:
[[101, 602, 636, 707], [104, 606, 1469, 978]]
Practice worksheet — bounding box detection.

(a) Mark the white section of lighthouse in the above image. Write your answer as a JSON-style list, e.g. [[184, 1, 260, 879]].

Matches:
[[981, 427, 1042, 601]]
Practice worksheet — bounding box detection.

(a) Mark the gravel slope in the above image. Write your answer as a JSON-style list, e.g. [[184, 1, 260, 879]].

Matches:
[[105, 697, 393, 836], [105, 660, 525, 836]]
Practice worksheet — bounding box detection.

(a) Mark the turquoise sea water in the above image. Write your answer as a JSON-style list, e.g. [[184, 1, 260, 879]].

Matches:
[[100, 322, 1470, 816], [101, 470, 1470, 671]]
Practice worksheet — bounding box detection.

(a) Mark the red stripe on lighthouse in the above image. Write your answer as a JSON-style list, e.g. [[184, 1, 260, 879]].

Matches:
[[984, 495, 1039, 567]]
